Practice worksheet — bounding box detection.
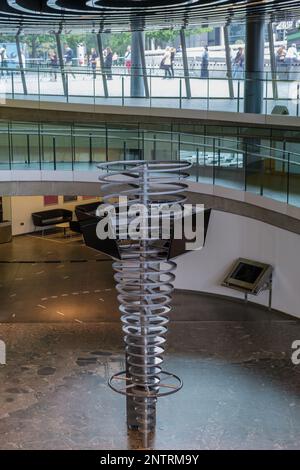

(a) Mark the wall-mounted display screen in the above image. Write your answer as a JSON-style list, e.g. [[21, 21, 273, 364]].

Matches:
[[222, 258, 273, 294], [231, 264, 264, 284]]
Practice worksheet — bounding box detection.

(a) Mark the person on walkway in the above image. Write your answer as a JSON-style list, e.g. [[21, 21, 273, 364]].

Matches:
[[124, 45, 132, 74], [49, 50, 58, 81], [112, 52, 119, 66], [161, 47, 172, 79], [85, 52, 90, 72], [200, 45, 209, 78], [286, 43, 298, 63], [64, 45, 75, 79], [170, 47, 176, 78], [276, 46, 286, 64], [286, 43, 298, 79], [104, 47, 113, 80], [232, 47, 244, 79], [276, 46, 287, 79], [0, 44, 8, 77], [90, 48, 98, 79]]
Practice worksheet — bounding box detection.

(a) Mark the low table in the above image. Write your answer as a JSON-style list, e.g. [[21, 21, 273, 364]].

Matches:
[[55, 222, 70, 237]]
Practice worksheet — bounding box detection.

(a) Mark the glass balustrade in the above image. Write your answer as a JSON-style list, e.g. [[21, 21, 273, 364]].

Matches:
[[1, 66, 300, 116], [0, 122, 300, 208]]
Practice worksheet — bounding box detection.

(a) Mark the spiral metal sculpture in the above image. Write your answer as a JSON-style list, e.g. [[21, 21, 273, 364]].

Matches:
[[98, 160, 192, 435]]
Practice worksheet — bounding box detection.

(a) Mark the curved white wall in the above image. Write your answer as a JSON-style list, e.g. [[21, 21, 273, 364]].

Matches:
[[175, 210, 300, 319]]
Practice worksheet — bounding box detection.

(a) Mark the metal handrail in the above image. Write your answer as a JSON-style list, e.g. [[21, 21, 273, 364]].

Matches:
[[2, 65, 300, 82], [1, 124, 299, 206], [1, 127, 299, 167], [2, 65, 299, 117], [3, 64, 300, 78], [0, 128, 300, 166]]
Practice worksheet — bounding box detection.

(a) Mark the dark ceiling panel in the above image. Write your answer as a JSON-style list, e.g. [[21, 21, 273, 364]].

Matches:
[[0, 0, 299, 32]]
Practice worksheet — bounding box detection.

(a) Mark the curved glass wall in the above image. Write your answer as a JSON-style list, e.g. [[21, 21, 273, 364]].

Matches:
[[0, 121, 300, 207]]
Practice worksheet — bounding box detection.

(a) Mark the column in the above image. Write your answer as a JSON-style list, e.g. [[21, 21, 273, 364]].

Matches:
[[137, 31, 149, 98], [96, 32, 108, 98], [224, 24, 234, 99], [131, 30, 144, 97], [244, 17, 265, 114], [55, 32, 67, 97], [267, 22, 278, 99], [180, 28, 191, 99], [16, 33, 27, 95]]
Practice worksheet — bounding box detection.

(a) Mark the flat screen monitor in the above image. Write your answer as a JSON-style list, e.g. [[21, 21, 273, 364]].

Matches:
[[222, 258, 272, 294]]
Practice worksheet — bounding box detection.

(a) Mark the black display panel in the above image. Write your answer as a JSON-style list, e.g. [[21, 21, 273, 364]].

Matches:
[[222, 258, 273, 294], [231, 263, 264, 284]]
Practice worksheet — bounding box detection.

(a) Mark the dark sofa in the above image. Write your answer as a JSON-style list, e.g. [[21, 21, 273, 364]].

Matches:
[[75, 201, 103, 221], [32, 209, 73, 231]]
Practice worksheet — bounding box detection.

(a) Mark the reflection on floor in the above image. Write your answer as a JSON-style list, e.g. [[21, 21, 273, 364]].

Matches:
[[0, 233, 300, 449], [0, 232, 118, 323]]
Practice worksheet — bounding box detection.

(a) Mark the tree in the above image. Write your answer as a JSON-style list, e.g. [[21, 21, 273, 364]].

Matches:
[[145, 26, 213, 49], [61, 32, 131, 56], [0, 34, 15, 44], [145, 29, 179, 49], [24, 34, 56, 58], [101, 32, 131, 56], [146, 29, 179, 49]]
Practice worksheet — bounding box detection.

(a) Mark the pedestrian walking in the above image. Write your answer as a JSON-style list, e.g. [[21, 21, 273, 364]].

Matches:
[[276, 46, 287, 79], [49, 51, 58, 81], [200, 45, 209, 78], [0, 44, 8, 77], [161, 47, 172, 79], [286, 43, 298, 79], [170, 47, 176, 78], [104, 47, 113, 80], [90, 48, 98, 79], [124, 45, 132, 74], [64, 45, 75, 79], [232, 47, 244, 79]]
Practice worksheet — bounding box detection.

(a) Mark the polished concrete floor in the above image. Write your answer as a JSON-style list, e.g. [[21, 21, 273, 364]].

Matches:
[[0, 233, 300, 449]]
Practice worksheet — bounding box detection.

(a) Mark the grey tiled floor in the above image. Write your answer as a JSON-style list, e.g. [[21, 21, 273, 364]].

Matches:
[[0, 234, 300, 449]]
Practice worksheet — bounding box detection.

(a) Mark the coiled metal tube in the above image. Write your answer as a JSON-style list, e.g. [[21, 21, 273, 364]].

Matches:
[[98, 160, 191, 433]]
